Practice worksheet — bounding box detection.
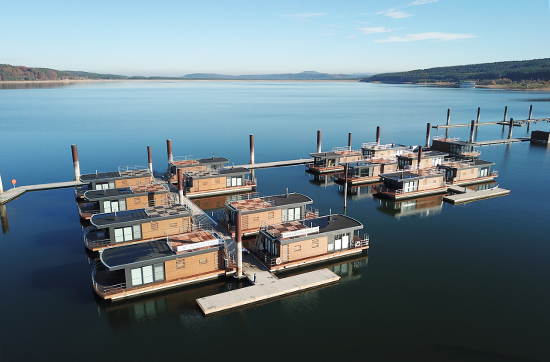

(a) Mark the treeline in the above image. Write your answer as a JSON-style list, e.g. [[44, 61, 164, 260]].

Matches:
[[363, 58, 550, 84], [0, 64, 127, 81]]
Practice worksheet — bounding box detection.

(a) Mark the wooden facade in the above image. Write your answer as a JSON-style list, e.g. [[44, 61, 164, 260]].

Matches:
[[438, 160, 497, 186], [375, 169, 448, 199], [307, 149, 363, 174], [182, 167, 256, 198]]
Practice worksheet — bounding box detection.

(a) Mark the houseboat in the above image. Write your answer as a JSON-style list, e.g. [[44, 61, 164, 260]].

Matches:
[[374, 168, 448, 200], [397, 149, 448, 170], [430, 136, 481, 158], [78, 184, 171, 220], [250, 214, 369, 271], [219, 192, 316, 238], [361, 142, 409, 159], [168, 156, 229, 183], [92, 228, 230, 300], [335, 158, 398, 186], [84, 204, 193, 252], [75, 167, 153, 199], [181, 167, 256, 198], [306, 147, 363, 174], [437, 159, 497, 186]]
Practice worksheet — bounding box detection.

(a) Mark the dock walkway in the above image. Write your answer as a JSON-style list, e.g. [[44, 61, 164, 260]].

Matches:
[[473, 138, 530, 146], [0, 181, 81, 204], [444, 186, 510, 204], [196, 268, 340, 315], [233, 158, 313, 170]]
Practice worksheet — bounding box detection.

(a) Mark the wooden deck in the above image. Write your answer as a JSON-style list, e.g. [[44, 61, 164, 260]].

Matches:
[[234, 158, 313, 170], [444, 186, 510, 204], [473, 138, 530, 146], [0, 181, 81, 204], [196, 268, 340, 315]]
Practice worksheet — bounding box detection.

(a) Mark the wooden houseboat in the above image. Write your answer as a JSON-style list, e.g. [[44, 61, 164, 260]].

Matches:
[[84, 204, 193, 252], [181, 167, 256, 198], [92, 229, 229, 300], [306, 147, 363, 174], [397, 149, 448, 170], [251, 214, 369, 271], [430, 136, 481, 158], [374, 168, 448, 200], [75, 168, 153, 199], [361, 142, 409, 159], [335, 158, 398, 186], [78, 184, 171, 220], [437, 159, 497, 186], [219, 192, 316, 238], [168, 156, 229, 183]]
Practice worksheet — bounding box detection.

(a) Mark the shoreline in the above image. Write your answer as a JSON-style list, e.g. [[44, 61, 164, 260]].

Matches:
[[365, 80, 550, 91], [0, 78, 360, 84]]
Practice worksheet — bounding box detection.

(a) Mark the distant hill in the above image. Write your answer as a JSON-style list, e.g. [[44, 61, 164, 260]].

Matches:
[[0, 64, 127, 81], [181, 71, 373, 80], [362, 58, 550, 87]]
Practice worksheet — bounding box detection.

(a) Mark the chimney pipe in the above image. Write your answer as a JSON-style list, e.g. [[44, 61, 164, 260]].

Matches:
[[348, 132, 352, 151], [71, 144, 80, 182]]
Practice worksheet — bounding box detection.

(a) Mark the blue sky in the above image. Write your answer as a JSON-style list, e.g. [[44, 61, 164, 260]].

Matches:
[[1, 0, 549, 76]]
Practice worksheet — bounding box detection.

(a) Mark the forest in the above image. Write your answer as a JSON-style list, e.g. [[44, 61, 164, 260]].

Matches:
[[0, 64, 127, 81]]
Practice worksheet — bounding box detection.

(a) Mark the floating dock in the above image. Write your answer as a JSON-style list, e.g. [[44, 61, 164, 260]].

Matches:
[[473, 138, 530, 146], [196, 268, 340, 315], [234, 158, 313, 170], [0, 181, 81, 204], [444, 185, 510, 204]]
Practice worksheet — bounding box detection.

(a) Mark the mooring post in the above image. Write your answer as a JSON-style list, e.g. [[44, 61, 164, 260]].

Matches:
[[0, 204, 8, 234], [147, 146, 153, 173], [348, 132, 352, 151], [317, 130, 322, 153], [166, 139, 173, 164], [425, 123, 431, 148], [527, 105, 533, 131], [71, 144, 80, 182], [343, 163, 348, 209], [177, 168, 184, 204], [508, 118, 514, 139], [469, 120, 475, 143], [376, 126, 381, 146], [418, 146, 423, 168], [235, 210, 243, 279], [249, 134, 255, 165], [503, 106, 508, 122], [0, 171, 3, 194], [445, 108, 450, 139]]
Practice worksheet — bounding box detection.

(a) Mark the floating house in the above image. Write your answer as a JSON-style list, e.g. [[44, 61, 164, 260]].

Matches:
[[168, 156, 229, 183], [219, 192, 316, 238], [181, 167, 256, 198], [251, 214, 369, 271], [335, 158, 398, 186], [75, 168, 153, 199], [78, 184, 171, 220], [361, 142, 409, 159], [437, 159, 497, 185], [92, 229, 229, 300], [306, 147, 363, 174], [84, 204, 193, 252], [374, 168, 447, 199], [397, 149, 447, 170], [431, 136, 480, 158]]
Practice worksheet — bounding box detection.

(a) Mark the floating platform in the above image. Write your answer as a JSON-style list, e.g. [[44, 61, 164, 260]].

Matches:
[[196, 268, 340, 315], [0, 181, 81, 204], [443, 186, 510, 204], [234, 158, 313, 170], [473, 138, 530, 146]]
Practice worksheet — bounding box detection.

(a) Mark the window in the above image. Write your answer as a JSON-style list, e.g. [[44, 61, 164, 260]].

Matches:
[[215, 178, 220, 184], [176, 260, 185, 269], [335, 235, 342, 250], [312, 239, 319, 248], [479, 167, 489, 177], [253, 217, 259, 221], [268, 211, 274, 219], [294, 245, 301, 252], [114, 225, 141, 243], [199, 259, 208, 264], [103, 199, 127, 213], [342, 234, 349, 249], [282, 207, 301, 222], [94, 181, 115, 190], [130, 263, 164, 286], [227, 176, 243, 187]]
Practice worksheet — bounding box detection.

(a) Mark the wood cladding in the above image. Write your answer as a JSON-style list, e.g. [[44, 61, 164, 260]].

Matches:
[[287, 236, 328, 262], [140, 216, 191, 239], [164, 250, 223, 280]]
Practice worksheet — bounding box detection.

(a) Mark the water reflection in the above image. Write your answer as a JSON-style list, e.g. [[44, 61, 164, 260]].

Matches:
[[347, 183, 379, 201], [377, 194, 444, 218], [0, 82, 77, 90], [1, 204, 8, 234], [307, 173, 336, 188]]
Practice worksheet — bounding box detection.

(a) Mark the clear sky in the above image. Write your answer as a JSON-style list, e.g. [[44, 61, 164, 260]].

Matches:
[[1, 0, 549, 76]]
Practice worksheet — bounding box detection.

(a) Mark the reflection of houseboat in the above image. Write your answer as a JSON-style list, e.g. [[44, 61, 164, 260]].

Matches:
[[377, 194, 444, 218], [431, 136, 480, 158], [374, 168, 447, 200], [397, 149, 447, 169], [78, 184, 171, 220], [438, 159, 497, 185], [219, 192, 316, 238], [84, 204, 193, 251], [92, 229, 230, 300], [306, 147, 362, 174], [251, 214, 369, 271], [335, 158, 398, 186], [75, 168, 153, 199], [348, 183, 379, 200], [361, 142, 409, 158], [168, 156, 228, 183], [182, 167, 256, 198]]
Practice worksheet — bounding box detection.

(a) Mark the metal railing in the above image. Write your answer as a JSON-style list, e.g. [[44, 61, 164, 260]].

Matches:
[[353, 234, 370, 248], [91, 263, 127, 297], [432, 135, 460, 141]]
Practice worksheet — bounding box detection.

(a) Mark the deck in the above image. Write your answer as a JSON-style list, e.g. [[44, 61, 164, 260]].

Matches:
[[473, 138, 530, 146], [234, 158, 313, 169], [444, 186, 510, 204], [0, 181, 81, 204], [196, 267, 340, 315]]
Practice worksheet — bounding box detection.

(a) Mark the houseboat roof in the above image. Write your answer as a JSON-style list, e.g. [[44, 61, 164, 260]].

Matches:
[[381, 169, 444, 181], [362, 142, 409, 150], [432, 138, 474, 146], [90, 204, 191, 228], [264, 214, 362, 243], [228, 193, 313, 213], [398, 150, 448, 159], [100, 230, 223, 270], [83, 184, 168, 201], [310, 151, 342, 158], [185, 167, 250, 179], [439, 159, 495, 170], [80, 169, 152, 182], [172, 157, 229, 167]]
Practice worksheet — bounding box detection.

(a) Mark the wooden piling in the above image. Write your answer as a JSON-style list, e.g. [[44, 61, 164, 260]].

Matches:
[[177, 168, 184, 203], [418, 146, 423, 165], [508, 118, 514, 139], [426, 123, 431, 148], [235, 211, 243, 278], [147, 146, 153, 173], [0, 204, 8, 234], [476, 107, 481, 124], [469, 120, 475, 143], [445, 109, 451, 139], [166, 139, 173, 163], [376, 126, 381, 146], [503, 106, 508, 122], [317, 130, 322, 153], [0, 171, 3, 194], [249, 134, 255, 165], [71, 145, 80, 182], [348, 132, 352, 150], [343, 163, 348, 209], [528, 105, 533, 131]]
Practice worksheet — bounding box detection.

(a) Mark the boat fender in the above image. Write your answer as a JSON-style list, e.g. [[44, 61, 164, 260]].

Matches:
[[276, 258, 282, 265]]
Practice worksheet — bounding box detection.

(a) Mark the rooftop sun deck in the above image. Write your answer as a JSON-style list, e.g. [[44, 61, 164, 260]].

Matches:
[[168, 230, 221, 254]]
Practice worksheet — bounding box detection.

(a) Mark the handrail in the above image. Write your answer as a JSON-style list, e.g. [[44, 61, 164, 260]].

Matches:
[[91, 263, 127, 297]]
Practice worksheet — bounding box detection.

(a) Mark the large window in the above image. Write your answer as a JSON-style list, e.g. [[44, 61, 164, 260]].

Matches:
[[282, 207, 301, 222], [478, 167, 489, 177], [226, 176, 243, 187], [94, 181, 115, 190], [130, 263, 165, 286], [103, 199, 127, 213], [403, 180, 418, 193], [113, 225, 142, 243]]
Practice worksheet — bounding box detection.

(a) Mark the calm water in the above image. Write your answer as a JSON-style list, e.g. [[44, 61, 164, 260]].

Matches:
[[1, 81, 550, 361]]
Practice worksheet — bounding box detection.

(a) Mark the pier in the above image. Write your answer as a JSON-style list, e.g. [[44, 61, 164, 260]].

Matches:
[[234, 158, 313, 169], [0, 181, 81, 205], [196, 267, 340, 315], [444, 185, 510, 204]]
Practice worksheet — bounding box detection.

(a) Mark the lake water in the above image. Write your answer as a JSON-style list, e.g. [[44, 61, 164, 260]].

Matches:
[[1, 81, 549, 361]]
